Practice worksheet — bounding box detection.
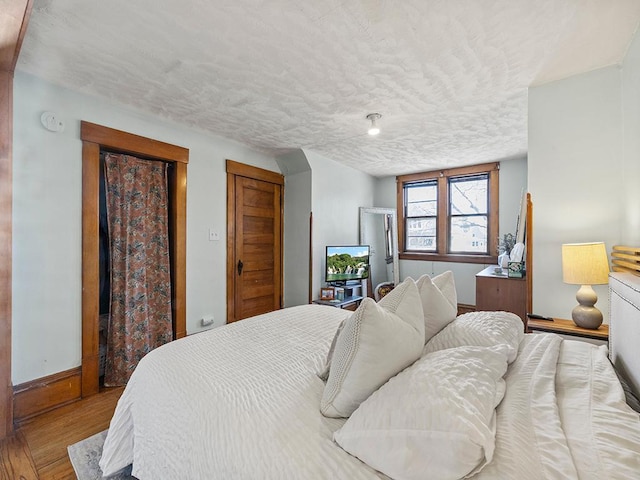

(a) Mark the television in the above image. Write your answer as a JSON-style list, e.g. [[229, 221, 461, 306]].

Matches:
[[325, 245, 370, 284]]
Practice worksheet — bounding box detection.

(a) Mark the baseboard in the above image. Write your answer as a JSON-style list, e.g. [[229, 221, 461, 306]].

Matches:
[[13, 367, 81, 424], [457, 303, 476, 315]]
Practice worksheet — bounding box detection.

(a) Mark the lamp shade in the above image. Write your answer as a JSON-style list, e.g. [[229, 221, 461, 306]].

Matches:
[[562, 242, 609, 285]]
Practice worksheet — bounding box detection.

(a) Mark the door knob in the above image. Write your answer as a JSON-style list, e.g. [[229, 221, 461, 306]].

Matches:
[[237, 259, 244, 276]]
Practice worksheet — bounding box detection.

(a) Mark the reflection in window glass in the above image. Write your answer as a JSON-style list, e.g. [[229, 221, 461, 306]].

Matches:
[[407, 218, 436, 251], [450, 216, 487, 253], [405, 181, 437, 251], [450, 176, 487, 215], [406, 182, 437, 216], [449, 175, 488, 254]]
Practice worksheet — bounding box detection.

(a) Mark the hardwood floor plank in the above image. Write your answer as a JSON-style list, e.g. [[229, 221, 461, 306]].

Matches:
[[0, 431, 38, 480], [36, 456, 76, 480], [18, 387, 123, 479]]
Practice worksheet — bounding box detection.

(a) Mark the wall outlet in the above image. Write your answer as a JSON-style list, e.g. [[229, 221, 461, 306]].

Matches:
[[201, 316, 214, 327], [208, 229, 220, 241]]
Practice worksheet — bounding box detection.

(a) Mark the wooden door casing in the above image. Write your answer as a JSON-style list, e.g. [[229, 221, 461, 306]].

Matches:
[[1, 0, 33, 439], [81, 122, 188, 397], [226, 160, 284, 323]]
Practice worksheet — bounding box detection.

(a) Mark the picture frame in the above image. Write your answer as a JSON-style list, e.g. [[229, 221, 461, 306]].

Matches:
[[320, 287, 335, 300], [508, 261, 524, 278]]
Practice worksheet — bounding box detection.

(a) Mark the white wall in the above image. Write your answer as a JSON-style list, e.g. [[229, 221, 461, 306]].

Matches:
[[278, 149, 379, 307], [305, 150, 376, 298], [12, 72, 281, 384], [373, 176, 397, 207], [277, 149, 313, 307], [528, 67, 623, 322], [498, 158, 529, 237], [282, 169, 312, 307], [374, 157, 528, 305], [622, 29, 640, 245]]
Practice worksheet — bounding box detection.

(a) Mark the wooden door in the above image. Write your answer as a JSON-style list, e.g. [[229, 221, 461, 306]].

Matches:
[[227, 161, 283, 322]]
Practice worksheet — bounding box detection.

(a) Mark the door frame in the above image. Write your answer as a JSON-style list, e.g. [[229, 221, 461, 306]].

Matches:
[[81, 121, 188, 397], [226, 160, 284, 323], [0, 0, 33, 439]]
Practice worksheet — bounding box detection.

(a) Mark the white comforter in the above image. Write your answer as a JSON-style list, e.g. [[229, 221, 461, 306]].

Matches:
[[476, 333, 640, 479], [101, 305, 384, 479], [100, 306, 640, 479]]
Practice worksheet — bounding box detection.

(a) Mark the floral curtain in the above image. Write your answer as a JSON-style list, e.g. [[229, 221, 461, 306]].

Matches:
[[103, 153, 173, 386]]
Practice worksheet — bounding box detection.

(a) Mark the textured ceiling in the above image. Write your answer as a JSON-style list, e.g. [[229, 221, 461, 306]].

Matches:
[[16, 0, 640, 177]]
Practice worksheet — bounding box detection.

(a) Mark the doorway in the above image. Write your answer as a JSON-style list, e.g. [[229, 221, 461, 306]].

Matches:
[[226, 160, 284, 322], [81, 122, 188, 397]]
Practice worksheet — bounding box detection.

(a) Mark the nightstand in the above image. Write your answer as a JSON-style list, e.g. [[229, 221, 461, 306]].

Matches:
[[527, 317, 609, 341], [475, 266, 528, 328]]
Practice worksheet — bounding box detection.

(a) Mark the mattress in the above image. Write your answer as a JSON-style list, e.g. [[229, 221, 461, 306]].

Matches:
[[100, 305, 640, 479]]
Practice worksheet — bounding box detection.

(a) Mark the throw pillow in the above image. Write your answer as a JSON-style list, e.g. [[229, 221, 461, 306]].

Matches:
[[334, 344, 510, 480], [415, 271, 458, 343], [424, 310, 524, 363], [320, 278, 424, 418]]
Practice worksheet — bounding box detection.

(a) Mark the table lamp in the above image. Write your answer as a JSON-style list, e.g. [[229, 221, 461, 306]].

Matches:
[[561, 242, 610, 329]]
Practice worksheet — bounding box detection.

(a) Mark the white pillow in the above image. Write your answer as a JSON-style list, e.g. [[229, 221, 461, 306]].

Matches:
[[320, 278, 424, 418], [433, 270, 457, 308], [415, 271, 458, 343], [334, 345, 510, 480], [317, 319, 344, 382], [424, 310, 524, 363]]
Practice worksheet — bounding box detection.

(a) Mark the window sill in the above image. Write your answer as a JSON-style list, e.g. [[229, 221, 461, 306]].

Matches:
[[399, 252, 498, 265]]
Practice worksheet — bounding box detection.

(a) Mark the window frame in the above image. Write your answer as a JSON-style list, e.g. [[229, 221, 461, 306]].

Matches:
[[404, 179, 438, 252], [396, 162, 499, 264]]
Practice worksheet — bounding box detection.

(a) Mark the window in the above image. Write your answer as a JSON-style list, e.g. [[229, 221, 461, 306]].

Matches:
[[449, 174, 488, 253], [397, 162, 499, 264], [405, 180, 437, 252]]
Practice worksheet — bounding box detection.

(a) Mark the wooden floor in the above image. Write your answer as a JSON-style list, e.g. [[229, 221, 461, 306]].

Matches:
[[0, 387, 123, 480]]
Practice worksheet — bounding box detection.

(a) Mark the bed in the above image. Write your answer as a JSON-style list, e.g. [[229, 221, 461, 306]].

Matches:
[[100, 272, 640, 479]]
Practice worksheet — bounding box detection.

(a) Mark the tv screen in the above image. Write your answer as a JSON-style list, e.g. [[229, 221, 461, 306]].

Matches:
[[325, 245, 370, 283]]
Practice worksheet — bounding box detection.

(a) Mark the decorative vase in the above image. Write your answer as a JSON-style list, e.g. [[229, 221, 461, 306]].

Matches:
[[498, 252, 509, 268]]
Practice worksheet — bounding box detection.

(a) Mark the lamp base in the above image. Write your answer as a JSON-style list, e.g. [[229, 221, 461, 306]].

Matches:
[[572, 305, 603, 329], [571, 284, 603, 329]]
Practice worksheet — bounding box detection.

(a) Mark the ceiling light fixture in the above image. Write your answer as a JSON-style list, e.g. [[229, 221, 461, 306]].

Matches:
[[366, 113, 382, 136]]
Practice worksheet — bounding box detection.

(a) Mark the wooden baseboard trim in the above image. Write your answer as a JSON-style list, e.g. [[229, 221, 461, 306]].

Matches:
[[13, 367, 81, 424], [457, 303, 476, 316]]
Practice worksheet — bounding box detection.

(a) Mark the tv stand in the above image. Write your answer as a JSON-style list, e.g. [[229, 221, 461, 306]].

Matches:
[[313, 294, 363, 311], [328, 280, 363, 298], [328, 280, 360, 286]]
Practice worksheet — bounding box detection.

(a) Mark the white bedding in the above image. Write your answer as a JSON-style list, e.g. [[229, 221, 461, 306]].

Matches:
[[335, 344, 511, 480], [477, 333, 640, 479], [100, 305, 386, 479], [100, 305, 640, 479]]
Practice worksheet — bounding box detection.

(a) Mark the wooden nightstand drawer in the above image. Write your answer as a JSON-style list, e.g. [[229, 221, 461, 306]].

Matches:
[[475, 266, 528, 327]]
